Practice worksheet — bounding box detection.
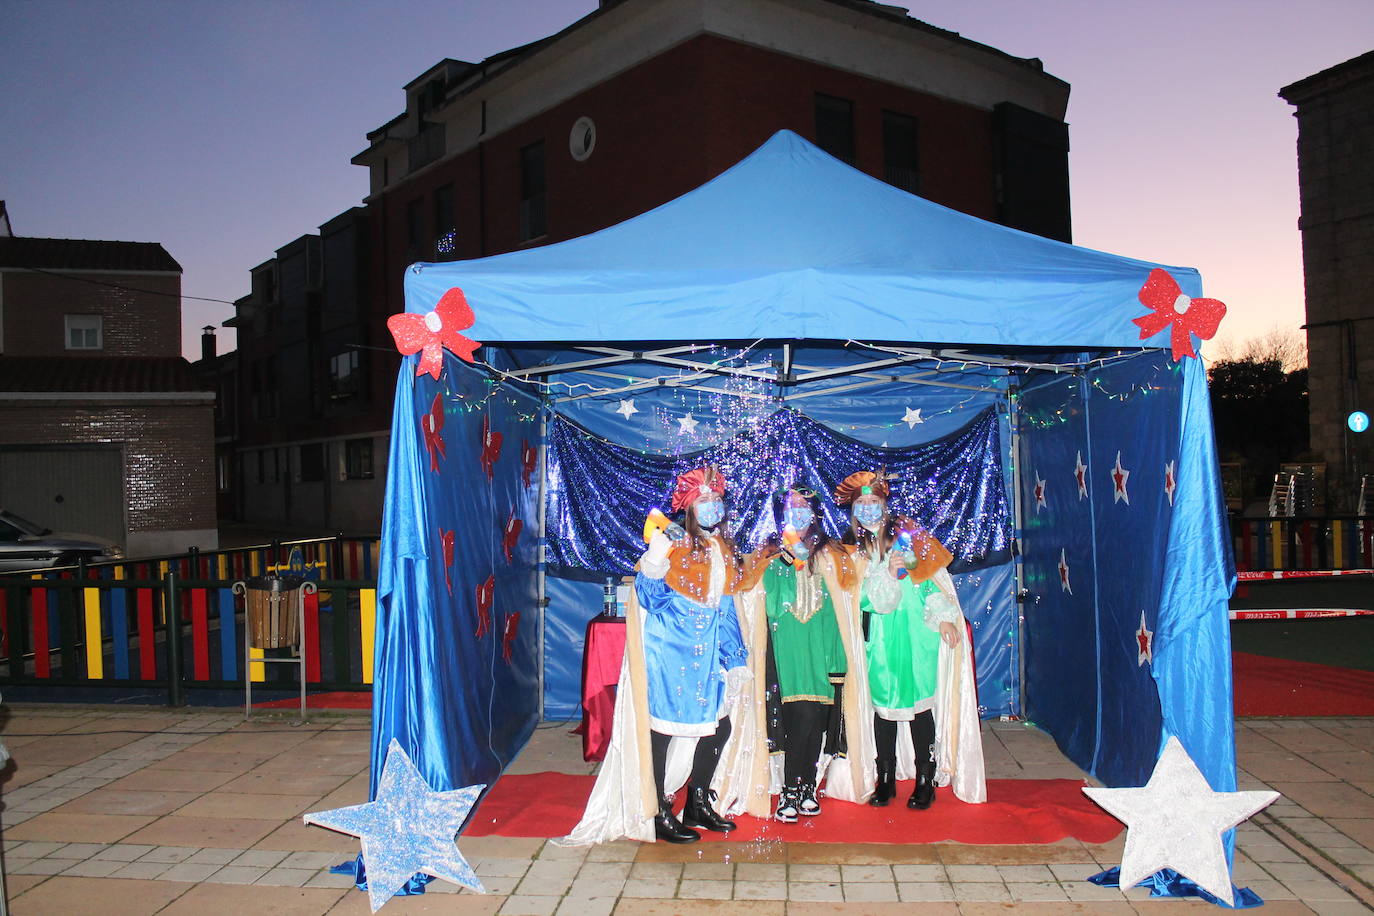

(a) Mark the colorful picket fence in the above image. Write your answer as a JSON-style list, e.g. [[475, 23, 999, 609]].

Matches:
[[1230, 516, 1374, 573]]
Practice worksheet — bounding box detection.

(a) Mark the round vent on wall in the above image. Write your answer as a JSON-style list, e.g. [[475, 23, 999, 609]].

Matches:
[[569, 116, 596, 162]]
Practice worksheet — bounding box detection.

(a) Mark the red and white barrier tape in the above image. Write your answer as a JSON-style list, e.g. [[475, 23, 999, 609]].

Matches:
[[1230, 608, 1374, 620], [1236, 569, 1374, 581]]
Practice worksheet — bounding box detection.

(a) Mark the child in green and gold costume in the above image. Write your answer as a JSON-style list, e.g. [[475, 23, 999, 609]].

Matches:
[[762, 487, 874, 821], [835, 471, 987, 810]]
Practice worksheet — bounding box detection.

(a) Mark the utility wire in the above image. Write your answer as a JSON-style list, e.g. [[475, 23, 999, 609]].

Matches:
[[17, 264, 240, 306]]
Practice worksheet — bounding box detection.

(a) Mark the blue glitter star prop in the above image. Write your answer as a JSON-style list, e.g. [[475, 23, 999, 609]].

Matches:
[[303, 739, 485, 911]]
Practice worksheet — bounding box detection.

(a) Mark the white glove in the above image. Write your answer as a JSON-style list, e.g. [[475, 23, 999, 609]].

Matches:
[[641, 530, 674, 578], [725, 665, 752, 699]]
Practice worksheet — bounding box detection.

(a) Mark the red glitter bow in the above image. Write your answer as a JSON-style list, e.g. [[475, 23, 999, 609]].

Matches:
[[480, 415, 503, 480], [422, 393, 446, 473], [1132, 268, 1226, 361], [475, 574, 494, 639], [439, 527, 455, 594], [387, 286, 481, 380], [502, 507, 523, 564], [502, 610, 521, 663], [671, 466, 726, 513]]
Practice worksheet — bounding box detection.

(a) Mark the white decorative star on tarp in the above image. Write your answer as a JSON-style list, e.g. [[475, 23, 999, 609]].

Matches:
[[1033, 472, 1047, 513], [1111, 450, 1131, 505], [1074, 450, 1088, 500], [1083, 736, 1278, 906], [1136, 610, 1153, 666], [303, 739, 485, 911], [615, 398, 638, 419], [1164, 460, 1177, 506], [902, 406, 924, 428], [1057, 548, 1072, 595], [677, 412, 699, 434]]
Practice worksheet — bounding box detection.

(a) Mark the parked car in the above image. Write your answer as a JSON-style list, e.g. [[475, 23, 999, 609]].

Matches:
[[0, 509, 124, 572]]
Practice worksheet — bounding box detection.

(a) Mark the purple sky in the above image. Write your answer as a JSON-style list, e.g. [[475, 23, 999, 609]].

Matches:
[[3, 1, 1371, 361]]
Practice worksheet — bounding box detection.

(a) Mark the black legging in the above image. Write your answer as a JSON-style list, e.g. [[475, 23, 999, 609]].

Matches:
[[781, 700, 829, 784], [874, 709, 935, 766], [650, 717, 732, 800]]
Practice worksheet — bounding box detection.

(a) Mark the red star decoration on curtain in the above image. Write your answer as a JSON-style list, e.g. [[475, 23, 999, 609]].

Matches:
[[502, 610, 521, 663], [1136, 610, 1154, 666], [480, 415, 503, 481], [1074, 451, 1088, 500], [439, 527, 455, 594], [421, 393, 446, 473], [1132, 268, 1227, 361], [1058, 548, 1072, 595], [1034, 472, 1047, 513], [1164, 460, 1177, 506], [1112, 451, 1131, 505], [475, 574, 494, 639], [521, 439, 538, 489], [502, 508, 523, 564], [387, 286, 481, 380]]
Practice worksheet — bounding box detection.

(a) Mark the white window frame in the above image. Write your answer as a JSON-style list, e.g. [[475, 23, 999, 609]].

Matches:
[[64, 314, 103, 350]]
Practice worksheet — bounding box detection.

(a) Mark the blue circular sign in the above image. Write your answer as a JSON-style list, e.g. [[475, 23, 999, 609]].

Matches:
[[1349, 411, 1370, 433]]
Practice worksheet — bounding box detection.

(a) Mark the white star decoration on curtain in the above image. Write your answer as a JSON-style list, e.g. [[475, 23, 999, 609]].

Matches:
[[677, 413, 699, 434], [1164, 460, 1177, 506], [1034, 472, 1047, 513], [1083, 737, 1278, 906], [1074, 451, 1088, 500], [1058, 549, 1072, 594], [1111, 451, 1131, 505], [303, 739, 485, 911], [903, 406, 924, 428], [615, 398, 638, 419], [1136, 610, 1153, 666]]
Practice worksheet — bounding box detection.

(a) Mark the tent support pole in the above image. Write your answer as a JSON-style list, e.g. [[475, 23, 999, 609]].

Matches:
[[1007, 381, 1028, 718], [536, 401, 549, 722]]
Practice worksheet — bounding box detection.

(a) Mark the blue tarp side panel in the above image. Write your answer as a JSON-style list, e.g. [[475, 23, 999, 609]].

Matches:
[[1019, 373, 1099, 771], [953, 561, 1017, 718], [1156, 357, 1238, 793], [372, 357, 541, 796], [543, 575, 605, 720], [402, 131, 1202, 349], [1085, 352, 1182, 786]]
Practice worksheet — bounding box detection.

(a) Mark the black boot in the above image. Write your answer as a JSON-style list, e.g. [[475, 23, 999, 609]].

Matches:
[[654, 796, 701, 843], [869, 760, 896, 807], [681, 785, 736, 832], [799, 781, 821, 817], [775, 783, 801, 823], [908, 759, 936, 810]]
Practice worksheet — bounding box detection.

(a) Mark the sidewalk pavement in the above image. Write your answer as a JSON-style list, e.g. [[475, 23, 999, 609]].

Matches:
[[0, 705, 1370, 915]]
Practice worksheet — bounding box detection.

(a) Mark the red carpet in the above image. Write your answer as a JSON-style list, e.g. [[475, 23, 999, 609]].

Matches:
[[466, 773, 1122, 845], [253, 691, 371, 709], [1233, 652, 1374, 717]]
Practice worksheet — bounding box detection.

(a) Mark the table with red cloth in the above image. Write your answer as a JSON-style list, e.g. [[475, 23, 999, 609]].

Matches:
[[578, 615, 626, 762]]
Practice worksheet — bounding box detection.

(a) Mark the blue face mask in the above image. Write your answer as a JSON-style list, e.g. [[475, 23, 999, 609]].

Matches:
[[694, 499, 725, 530], [784, 506, 815, 532], [853, 503, 885, 531]]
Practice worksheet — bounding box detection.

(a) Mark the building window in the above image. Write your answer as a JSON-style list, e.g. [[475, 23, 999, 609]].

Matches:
[[217, 454, 232, 493], [882, 111, 920, 194], [433, 184, 456, 259], [330, 349, 361, 400], [299, 443, 324, 483], [251, 355, 279, 420], [519, 140, 547, 242], [815, 93, 855, 164], [344, 439, 374, 480], [64, 314, 102, 350], [406, 198, 424, 256]]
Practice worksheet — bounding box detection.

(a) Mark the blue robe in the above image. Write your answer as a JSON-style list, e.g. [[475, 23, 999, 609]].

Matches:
[[635, 573, 748, 736]]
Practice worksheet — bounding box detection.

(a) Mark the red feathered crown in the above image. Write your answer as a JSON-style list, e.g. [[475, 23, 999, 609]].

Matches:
[[671, 466, 726, 513]]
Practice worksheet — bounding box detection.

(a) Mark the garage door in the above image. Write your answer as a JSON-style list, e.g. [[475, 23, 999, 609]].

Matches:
[[0, 447, 126, 545]]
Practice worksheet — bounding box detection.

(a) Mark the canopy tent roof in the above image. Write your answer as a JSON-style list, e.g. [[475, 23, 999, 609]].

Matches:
[[403, 129, 1202, 354]]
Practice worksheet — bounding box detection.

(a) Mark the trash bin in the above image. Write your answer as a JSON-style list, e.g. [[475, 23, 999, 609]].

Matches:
[[242, 575, 304, 650]]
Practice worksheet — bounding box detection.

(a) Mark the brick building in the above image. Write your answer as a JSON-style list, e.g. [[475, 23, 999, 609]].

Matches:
[[226, 0, 1072, 531], [1280, 50, 1374, 508], [0, 235, 218, 555]]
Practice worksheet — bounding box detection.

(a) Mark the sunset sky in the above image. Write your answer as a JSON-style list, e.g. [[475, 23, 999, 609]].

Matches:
[[3, 0, 1371, 360]]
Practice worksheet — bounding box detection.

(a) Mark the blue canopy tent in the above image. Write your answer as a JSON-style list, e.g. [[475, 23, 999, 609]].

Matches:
[[375, 129, 1237, 868]]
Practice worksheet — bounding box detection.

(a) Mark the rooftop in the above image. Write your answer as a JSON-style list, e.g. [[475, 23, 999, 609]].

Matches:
[[0, 356, 209, 394], [0, 237, 181, 273]]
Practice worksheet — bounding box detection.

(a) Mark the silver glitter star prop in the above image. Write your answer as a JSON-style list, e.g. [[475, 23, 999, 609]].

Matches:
[[304, 739, 486, 911], [1083, 736, 1278, 906]]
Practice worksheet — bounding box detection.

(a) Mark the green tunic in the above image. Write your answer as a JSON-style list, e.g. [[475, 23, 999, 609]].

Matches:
[[764, 559, 847, 704], [863, 573, 942, 718]]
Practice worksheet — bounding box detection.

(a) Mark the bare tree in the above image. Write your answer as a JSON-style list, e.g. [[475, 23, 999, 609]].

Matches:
[[1238, 326, 1308, 372]]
